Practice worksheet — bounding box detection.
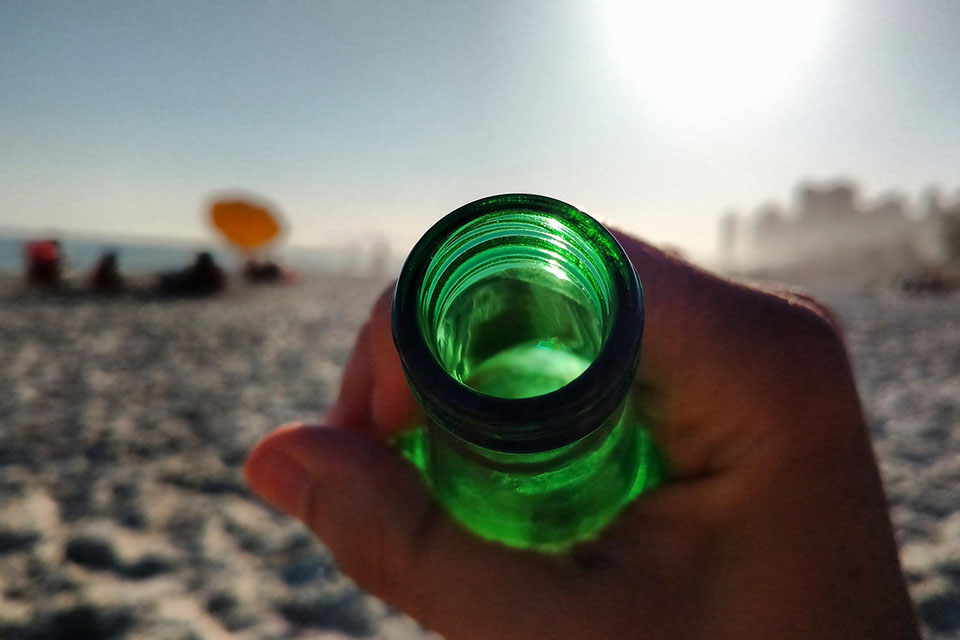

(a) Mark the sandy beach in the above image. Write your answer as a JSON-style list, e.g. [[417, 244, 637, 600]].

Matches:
[[0, 274, 957, 639], [0, 275, 433, 640]]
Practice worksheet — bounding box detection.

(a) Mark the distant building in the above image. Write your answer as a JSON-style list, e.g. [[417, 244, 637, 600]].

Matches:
[[797, 181, 858, 222], [865, 194, 908, 223], [721, 179, 960, 277], [922, 187, 960, 262], [717, 210, 739, 270]]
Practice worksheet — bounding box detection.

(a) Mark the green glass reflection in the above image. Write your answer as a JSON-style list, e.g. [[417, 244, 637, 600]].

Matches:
[[395, 403, 665, 550], [393, 195, 664, 550]]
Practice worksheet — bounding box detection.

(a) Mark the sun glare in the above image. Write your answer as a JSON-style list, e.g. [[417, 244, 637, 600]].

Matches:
[[598, 0, 834, 124]]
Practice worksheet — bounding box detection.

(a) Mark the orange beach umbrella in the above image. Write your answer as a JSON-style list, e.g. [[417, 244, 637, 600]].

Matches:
[[210, 199, 282, 251]]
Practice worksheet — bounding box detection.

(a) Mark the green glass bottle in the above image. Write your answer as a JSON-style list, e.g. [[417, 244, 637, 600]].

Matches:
[[392, 194, 664, 550]]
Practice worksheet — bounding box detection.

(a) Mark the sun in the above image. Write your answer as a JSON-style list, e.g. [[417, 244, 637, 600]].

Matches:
[[597, 0, 835, 124]]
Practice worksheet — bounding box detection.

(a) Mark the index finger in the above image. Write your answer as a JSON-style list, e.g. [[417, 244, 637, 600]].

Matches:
[[326, 284, 420, 437]]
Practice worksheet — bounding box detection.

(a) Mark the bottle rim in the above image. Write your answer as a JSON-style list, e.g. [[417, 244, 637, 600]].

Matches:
[[392, 194, 644, 453]]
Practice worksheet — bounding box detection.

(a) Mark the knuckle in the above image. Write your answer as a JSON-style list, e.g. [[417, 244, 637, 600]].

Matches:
[[733, 287, 856, 404], [784, 298, 843, 349], [788, 306, 849, 371], [747, 287, 846, 359], [780, 290, 844, 343], [749, 291, 864, 443]]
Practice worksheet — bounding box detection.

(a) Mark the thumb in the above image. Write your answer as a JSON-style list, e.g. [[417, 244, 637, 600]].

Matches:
[[245, 424, 582, 639]]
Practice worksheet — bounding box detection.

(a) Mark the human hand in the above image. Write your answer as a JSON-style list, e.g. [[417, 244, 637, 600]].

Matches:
[[246, 231, 919, 639]]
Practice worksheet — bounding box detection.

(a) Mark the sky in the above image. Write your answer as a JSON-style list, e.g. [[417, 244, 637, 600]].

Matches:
[[2, 0, 960, 260]]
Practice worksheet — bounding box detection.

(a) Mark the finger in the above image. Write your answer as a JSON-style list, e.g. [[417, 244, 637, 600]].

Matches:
[[325, 315, 375, 433], [245, 424, 616, 640], [326, 284, 420, 438], [749, 282, 845, 337]]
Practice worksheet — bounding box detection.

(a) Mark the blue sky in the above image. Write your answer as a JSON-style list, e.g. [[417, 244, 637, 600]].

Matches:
[[2, 0, 959, 258]]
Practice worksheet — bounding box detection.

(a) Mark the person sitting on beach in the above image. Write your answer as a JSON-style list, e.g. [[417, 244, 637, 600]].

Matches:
[[156, 251, 227, 297], [88, 251, 124, 293], [247, 229, 920, 640], [24, 239, 62, 288], [242, 257, 284, 284]]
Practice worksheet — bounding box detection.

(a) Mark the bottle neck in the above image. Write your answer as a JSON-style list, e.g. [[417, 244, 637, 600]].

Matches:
[[393, 194, 643, 454]]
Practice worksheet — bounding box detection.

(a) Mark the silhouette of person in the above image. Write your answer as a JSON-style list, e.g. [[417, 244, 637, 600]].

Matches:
[[88, 251, 124, 293], [24, 239, 62, 288], [242, 257, 283, 283], [156, 251, 227, 296]]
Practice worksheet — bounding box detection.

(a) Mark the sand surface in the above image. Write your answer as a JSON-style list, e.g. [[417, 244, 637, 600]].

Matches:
[[0, 275, 957, 639]]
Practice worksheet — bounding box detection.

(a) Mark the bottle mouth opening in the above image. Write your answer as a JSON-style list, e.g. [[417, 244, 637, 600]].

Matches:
[[418, 208, 614, 399], [393, 194, 643, 453]]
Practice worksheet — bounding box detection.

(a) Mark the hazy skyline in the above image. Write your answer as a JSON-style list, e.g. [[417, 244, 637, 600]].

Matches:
[[2, 1, 960, 259]]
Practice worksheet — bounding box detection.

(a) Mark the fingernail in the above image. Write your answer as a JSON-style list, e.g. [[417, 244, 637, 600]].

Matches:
[[246, 446, 312, 517]]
